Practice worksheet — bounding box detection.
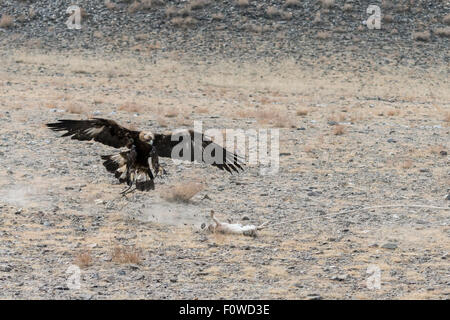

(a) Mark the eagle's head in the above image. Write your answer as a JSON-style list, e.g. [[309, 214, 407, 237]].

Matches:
[[139, 131, 154, 145]]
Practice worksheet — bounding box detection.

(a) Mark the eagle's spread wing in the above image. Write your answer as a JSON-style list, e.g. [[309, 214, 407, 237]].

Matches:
[[46, 118, 138, 148], [154, 130, 244, 173]]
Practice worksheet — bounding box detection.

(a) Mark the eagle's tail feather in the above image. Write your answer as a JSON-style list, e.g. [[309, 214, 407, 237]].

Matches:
[[101, 153, 128, 183], [101, 153, 154, 190], [135, 167, 155, 191]]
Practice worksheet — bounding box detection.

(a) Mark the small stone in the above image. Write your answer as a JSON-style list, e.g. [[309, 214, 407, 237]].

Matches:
[[331, 274, 348, 281], [440, 150, 447, 156], [0, 265, 12, 272], [381, 243, 397, 250]]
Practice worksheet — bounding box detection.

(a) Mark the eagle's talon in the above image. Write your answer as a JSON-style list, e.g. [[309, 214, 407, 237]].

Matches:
[[120, 185, 136, 196]]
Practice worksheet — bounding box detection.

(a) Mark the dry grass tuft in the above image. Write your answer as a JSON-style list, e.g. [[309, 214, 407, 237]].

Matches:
[[413, 31, 431, 42], [0, 15, 14, 28], [165, 6, 178, 17], [296, 108, 308, 116], [235, 0, 249, 7], [401, 160, 413, 169], [333, 124, 346, 135], [128, 0, 155, 13], [386, 109, 400, 116], [211, 13, 224, 21], [444, 112, 450, 123], [383, 14, 394, 23], [128, 1, 142, 13], [162, 182, 204, 203], [266, 6, 280, 18], [320, 0, 335, 9], [381, 0, 393, 9], [112, 245, 142, 264], [343, 3, 352, 12], [256, 108, 295, 128], [316, 31, 331, 40], [104, 0, 118, 10], [442, 13, 450, 25], [118, 102, 143, 113], [189, 0, 210, 10], [66, 103, 85, 114], [434, 27, 450, 38], [281, 11, 293, 20], [74, 251, 92, 268]]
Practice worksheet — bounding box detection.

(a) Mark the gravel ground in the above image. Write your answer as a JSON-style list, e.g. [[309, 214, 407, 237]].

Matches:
[[0, 0, 449, 300], [1, 0, 449, 64]]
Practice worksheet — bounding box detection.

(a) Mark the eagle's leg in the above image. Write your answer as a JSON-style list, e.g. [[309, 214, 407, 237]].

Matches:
[[122, 145, 138, 195], [150, 147, 164, 177]]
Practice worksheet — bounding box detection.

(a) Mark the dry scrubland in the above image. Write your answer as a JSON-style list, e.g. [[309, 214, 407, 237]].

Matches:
[[0, 0, 447, 300], [0, 49, 449, 299]]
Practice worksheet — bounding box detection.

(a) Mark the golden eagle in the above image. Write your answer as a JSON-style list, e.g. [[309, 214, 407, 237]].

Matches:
[[47, 118, 244, 194]]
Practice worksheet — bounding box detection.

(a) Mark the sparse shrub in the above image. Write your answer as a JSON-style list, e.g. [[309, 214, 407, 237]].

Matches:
[[343, 3, 352, 12], [320, 0, 335, 9], [105, 0, 118, 10], [66, 103, 85, 114], [401, 160, 413, 169], [235, 0, 249, 7], [162, 182, 204, 203], [316, 31, 331, 40], [381, 0, 393, 9], [383, 14, 394, 23], [444, 112, 450, 122], [313, 11, 321, 25], [247, 23, 263, 33], [183, 16, 198, 26], [118, 102, 143, 113], [256, 108, 295, 128], [178, 6, 192, 17], [29, 8, 36, 19], [333, 125, 346, 135], [435, 27, 450, 38], [266, 6, 280, 18], [281, 11, 293, 20], [413, 31, 431, 42], [0, 15, 14, 28], [128, 1, 141, 13], [189, 0, 210, 10], [211, 13, 224, 21], [112, 245, 142, 264], [443, 14, 450, 25], [296, 108, 308, 116], [386, 109, 399, 116], [165, 5, 178, 17], [75, 251, 92, 268]]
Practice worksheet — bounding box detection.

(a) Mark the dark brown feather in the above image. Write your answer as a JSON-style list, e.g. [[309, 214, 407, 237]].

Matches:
[[46, 118, 138, 149], [153, 130, 244, 174]]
